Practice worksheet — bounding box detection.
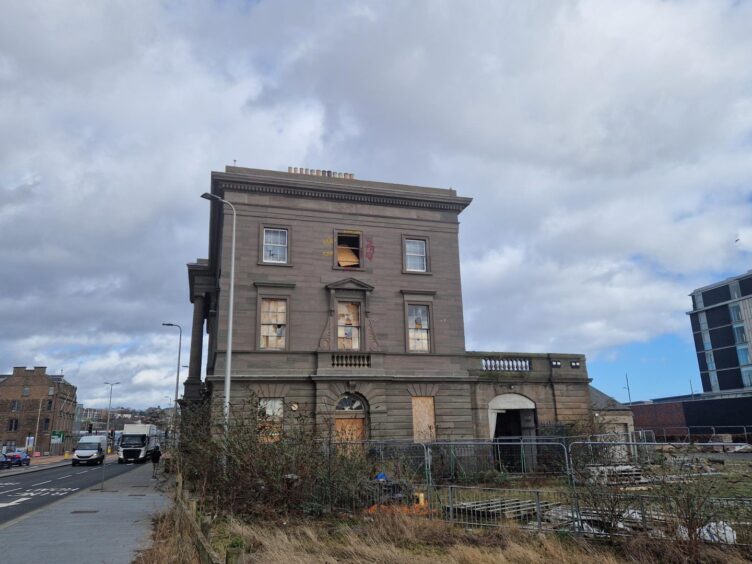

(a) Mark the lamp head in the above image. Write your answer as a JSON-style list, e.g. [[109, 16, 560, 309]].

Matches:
[[201, 192, 219, 202], [162, 322, 175, 327]]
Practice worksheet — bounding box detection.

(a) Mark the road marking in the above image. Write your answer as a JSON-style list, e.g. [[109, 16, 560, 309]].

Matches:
[[56, 474, 73, 480], [0, 487, 22, 495], [12, 487, 79, 498], [31, 480, 52, 486], [0, 497, 29, 508], [76, 471, 88, 474]]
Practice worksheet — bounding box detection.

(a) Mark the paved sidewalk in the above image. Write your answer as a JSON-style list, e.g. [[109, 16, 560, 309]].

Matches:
[[0, 463, 169, 563]]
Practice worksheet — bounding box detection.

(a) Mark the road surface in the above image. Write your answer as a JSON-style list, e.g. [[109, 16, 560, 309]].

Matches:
[[0, 459, 141, 525]]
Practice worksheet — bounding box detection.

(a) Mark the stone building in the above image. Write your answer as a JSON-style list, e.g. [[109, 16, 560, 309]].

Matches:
[[184, 166, 592, 440], [0, 366, 77, 453]]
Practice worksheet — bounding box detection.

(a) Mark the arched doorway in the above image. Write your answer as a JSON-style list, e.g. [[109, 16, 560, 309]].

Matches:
[[488, 393, 536, 438], [334, 393, 369, 441], [488, 393, 537, 472]]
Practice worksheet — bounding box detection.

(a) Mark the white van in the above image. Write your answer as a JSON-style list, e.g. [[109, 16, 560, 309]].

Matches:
[[72, 435, 107, 466]]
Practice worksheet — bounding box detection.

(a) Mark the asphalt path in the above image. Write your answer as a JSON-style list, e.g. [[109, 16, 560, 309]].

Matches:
[[0, 460, 142, 525]]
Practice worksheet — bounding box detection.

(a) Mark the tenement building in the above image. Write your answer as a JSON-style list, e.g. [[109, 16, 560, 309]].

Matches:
[[688, 271, 752, 392], [0, 366, 78, 453], [185, 166, 592, 440]]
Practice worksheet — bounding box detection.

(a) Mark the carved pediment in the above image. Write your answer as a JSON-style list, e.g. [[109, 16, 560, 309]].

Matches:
[[325, 278, 374, 292]]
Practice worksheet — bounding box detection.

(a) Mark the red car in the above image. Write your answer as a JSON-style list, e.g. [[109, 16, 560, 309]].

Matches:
[[4, 449, 31, 467]]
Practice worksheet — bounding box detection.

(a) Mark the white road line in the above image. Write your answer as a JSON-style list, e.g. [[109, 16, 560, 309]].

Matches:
[[76, 471, 88, 474], [0, 497, 29, 508], [56, 474, 73, 480], [31, 480, 52, 486], [0, 487, 22, 495]]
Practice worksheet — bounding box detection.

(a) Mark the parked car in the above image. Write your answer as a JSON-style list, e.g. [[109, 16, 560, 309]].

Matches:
[[5, 449, 31, 467], [0, 453, 12, 470]]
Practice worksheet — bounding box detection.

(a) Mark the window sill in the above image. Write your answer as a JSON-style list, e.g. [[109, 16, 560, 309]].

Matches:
[[402, 269, 432, 276], [332, 266, 369, 273], [257, 261, 294, 267]]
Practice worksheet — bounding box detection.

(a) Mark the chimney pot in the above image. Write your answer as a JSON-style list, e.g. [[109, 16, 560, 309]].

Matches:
[[288, 166, 293, 173]]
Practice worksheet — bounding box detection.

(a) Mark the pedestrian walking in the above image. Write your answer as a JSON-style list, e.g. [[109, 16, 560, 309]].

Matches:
[[151, 445, 162, 478]]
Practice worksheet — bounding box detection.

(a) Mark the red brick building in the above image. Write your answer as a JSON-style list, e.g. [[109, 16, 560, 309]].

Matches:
[[0, 367, 77, 454]]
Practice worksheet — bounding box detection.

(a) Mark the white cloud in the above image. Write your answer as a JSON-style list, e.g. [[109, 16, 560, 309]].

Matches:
[[1, 1, 752, 405]]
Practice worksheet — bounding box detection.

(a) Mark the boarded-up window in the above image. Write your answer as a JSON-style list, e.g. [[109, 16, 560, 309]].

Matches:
[[412, 397, 435, 442], [258, 398, 283, 439], [337, 302, 361, 350], [259, 299, 287, 349]]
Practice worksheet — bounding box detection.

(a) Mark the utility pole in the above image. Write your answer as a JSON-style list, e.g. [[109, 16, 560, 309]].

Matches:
[[624, 373, 633, 404], [33, 398, 43, 456], [100, 382, 119, 492]]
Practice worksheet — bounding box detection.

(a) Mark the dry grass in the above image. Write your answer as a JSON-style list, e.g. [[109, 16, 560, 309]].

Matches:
[[133, 510, 200, 564], [213, 513, 620, 564], [137, 507, 752, 564]]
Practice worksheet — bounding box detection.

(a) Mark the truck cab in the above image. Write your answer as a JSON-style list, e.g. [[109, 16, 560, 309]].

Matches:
[[117, 424, 157, 463]]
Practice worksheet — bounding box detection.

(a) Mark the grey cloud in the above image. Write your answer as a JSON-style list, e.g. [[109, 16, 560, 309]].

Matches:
[[1, 1, 752, 406]]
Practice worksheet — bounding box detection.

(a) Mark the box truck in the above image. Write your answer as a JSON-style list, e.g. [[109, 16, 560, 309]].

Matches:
[[117, 424, 158, 463], [72, 435, 107, 466]]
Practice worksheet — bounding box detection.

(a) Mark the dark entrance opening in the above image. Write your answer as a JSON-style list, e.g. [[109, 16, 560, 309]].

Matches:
[[493, 410, 523, 472], [494, 411, 522, 438]]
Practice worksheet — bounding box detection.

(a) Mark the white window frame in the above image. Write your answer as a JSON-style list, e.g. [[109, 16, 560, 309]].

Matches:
[[262, 227, 289, 264], [404, 237, 429, 273]]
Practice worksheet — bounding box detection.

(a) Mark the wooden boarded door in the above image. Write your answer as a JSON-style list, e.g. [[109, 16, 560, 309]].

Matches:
[[335, 417, 365, 441], [412, 397, 436, 443]]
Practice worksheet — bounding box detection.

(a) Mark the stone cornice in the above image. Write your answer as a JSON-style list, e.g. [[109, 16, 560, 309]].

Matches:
[[212, 173, 472, 213]]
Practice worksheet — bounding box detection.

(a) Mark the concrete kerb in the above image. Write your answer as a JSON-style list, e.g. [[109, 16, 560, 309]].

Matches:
[[1, 454, 119, 478], [1, 461, 70, 477]]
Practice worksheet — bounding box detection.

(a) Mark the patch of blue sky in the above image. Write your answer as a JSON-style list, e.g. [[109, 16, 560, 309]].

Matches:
[[589, 333, 699, 404]]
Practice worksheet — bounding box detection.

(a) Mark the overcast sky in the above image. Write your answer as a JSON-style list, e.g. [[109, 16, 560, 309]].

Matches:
[[2, 1, 752, 408]]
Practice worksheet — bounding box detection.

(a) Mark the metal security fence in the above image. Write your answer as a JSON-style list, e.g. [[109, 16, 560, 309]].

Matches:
[[428, 440, 571, 483], [639, 426, 752, 444]]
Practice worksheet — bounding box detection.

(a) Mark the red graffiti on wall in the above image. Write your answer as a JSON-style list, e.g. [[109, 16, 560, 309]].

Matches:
[[365, 237, 375, 261]]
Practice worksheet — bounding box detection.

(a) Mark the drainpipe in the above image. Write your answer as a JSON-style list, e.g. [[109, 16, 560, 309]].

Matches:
[[547, 354, 560, 423]]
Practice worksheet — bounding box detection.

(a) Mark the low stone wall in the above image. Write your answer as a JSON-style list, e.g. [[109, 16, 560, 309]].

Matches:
[[174, 475, 224, 564]]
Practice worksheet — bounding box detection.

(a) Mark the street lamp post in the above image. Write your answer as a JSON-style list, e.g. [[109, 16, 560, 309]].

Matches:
[[101, 381, 119, 492], [162, 322, 182, 440], [201, 192, 237, 432]]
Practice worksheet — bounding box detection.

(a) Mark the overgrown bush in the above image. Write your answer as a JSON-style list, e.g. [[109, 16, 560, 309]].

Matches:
[[176, 394, 417, 518]]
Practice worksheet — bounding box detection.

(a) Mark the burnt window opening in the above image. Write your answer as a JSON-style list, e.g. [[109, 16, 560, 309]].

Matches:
[[337, 232, 361, 268]]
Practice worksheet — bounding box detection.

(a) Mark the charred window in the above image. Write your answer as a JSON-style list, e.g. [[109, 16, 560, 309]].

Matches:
[[336, 232, 361, 268]]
